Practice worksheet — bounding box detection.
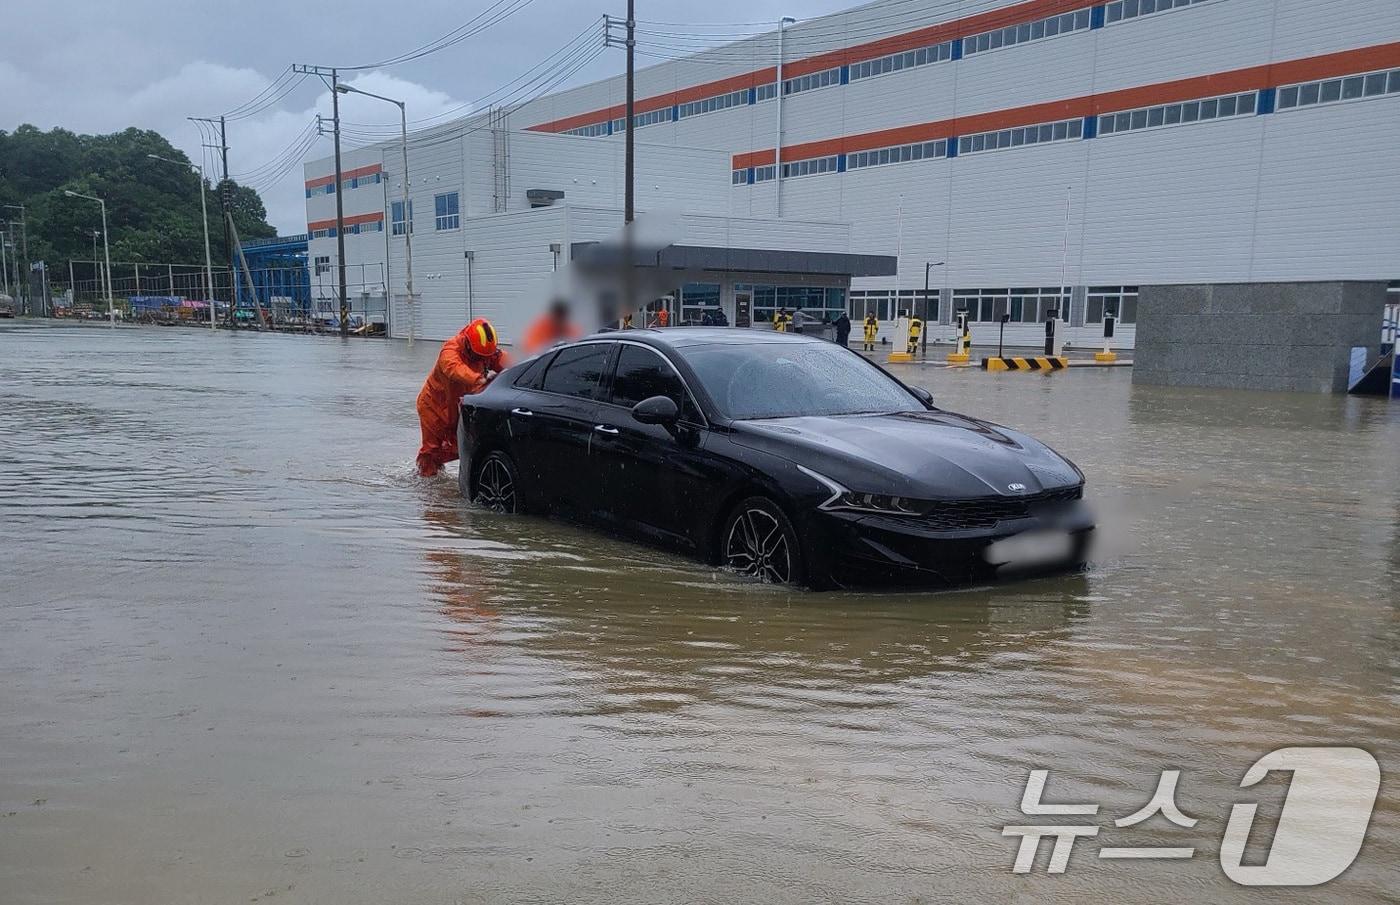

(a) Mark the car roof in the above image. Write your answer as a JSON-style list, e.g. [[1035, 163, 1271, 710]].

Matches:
[[586, 328, 828, 350]]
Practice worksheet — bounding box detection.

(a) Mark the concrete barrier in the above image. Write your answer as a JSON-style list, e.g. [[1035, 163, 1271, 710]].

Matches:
[[982, 356, 1070, 372]]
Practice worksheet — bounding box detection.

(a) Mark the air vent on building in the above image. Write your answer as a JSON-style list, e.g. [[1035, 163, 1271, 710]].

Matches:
[[527, 189, 565, 208]]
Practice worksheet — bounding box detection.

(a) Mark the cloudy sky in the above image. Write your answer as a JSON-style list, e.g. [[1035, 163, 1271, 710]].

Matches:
[[2, 0, 852, 233]]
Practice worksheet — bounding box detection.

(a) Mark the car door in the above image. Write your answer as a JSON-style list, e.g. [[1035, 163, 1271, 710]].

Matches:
[[526, 341, 616, 515], [590, 342, 716, 549]]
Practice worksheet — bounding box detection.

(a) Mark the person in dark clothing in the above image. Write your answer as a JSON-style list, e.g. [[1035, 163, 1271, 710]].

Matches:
[[834, 312, 852, 347]]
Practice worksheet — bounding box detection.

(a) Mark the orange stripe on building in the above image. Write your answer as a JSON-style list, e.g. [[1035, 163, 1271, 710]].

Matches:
[[731, 41, 1400, 168], [308, 211, 384, 231], [305, 163, 383, 189], [530, 0, 1092, 132]]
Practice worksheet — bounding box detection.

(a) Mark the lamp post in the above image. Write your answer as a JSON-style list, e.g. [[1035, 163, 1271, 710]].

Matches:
[[148, 154, 217, 329], [922, 261, 945, 358], [65, 190, 114, 327], [335, 83, 414, 346], [774, 15, 797, 218]]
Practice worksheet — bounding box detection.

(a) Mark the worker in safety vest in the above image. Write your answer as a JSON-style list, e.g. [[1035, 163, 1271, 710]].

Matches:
[[907, 315, 922, 356], [415, 318, 510, 477], [522, 300, 581, 354], [656, 307, 670, 328], [773, 308, 790, 332], [621, 313, 634, 330], [863, 312, 878, 351]]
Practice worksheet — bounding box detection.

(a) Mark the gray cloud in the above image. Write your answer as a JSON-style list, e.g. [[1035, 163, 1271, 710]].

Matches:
[[2, 0, 851, 232]]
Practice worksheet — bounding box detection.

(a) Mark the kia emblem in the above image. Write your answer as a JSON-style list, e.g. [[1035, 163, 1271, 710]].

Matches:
[[1007, 483, 1027, 492]]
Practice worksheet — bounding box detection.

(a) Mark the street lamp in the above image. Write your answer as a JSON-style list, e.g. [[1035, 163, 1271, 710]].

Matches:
[[774, 16, 797, 218], [336, 83, 414, 346], [149, 154, 217, 330], [64, 190, 114, 327], [922, 261, 945, 358]]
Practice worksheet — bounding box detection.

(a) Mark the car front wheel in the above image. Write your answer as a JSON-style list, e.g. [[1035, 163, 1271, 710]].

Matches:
[[472, 451, 520, 514], [721, 496, 805, 587]]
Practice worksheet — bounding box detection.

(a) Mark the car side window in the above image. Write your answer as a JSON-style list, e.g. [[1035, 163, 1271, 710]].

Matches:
[[610, 344, 701, 423], [540, 343, 611, 400], [512, 352, 553, 390]]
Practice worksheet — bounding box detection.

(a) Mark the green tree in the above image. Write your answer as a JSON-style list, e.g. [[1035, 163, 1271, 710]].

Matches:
[[0, 124, 278, 278]]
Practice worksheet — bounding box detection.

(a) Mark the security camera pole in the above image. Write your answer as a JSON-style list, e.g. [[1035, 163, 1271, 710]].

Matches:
[[64, 190, 113, 327], [148, 154, 217, 329], [922, 261, 944, 357], [2, 204, 27, 312], [336, 83, 414, 346]]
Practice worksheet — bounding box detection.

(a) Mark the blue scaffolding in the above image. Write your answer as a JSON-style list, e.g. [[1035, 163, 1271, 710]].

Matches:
[[236, 234, 310, 316]]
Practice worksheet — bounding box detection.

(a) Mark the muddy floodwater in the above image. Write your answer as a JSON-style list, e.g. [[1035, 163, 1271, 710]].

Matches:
[[2, 322, 1397, 904]]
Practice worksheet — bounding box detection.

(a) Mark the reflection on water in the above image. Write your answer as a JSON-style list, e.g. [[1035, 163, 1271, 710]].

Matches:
[[1, 323, 1397, 904]]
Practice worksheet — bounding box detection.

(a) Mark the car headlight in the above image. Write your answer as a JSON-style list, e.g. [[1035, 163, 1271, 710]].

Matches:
[[796, 465, 919, 516]]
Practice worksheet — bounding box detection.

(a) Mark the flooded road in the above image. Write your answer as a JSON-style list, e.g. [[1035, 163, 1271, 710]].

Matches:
[[2, 322, 1397, 904]]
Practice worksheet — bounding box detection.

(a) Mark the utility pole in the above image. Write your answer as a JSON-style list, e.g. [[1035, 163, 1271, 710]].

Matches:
[[295, 64, 350, 336], [774, 16, 796, 218], [625, 0, 635, 224], [190, 115, 234, 325]]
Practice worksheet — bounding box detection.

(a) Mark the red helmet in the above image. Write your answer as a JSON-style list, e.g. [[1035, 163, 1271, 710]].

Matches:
[[464, 318, 498, 357]]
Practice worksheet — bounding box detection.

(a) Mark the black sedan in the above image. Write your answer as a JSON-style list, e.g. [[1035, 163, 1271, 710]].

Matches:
[[457, 329, 1093, 589]]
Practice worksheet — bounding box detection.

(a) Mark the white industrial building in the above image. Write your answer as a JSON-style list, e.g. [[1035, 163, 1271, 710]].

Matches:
[[304, 0, 1400, 348]]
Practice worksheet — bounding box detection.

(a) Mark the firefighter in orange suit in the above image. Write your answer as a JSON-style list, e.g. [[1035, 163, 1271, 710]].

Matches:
[[416, 319, 510, 477]]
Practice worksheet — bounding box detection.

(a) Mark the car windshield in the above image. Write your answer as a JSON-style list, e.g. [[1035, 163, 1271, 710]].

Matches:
[[684, 342, 924, 420]]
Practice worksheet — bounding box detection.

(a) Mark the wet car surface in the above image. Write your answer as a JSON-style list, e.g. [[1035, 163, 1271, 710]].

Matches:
[[2, 322, 1397, 904]]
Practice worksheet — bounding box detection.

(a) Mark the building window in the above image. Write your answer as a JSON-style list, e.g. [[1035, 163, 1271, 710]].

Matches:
[[1098, 91, 1257, 136], [1086, 286, 1139, 325], [1106, 0, 1214, 26], [562, 122, 608, 137], [850, 290, 938, 322], [314, 255, 330, 276], [677, 89, 747, 119], [743, 284, 846, 324], [680, 282, 722, 324], [780, 155, 838, 178], [391, 199, 413, 236], [783, 68, 840, 96], [754, 82, 778, 103], [847, 139, 947, 171], [953, 288, 1068, 323], [753, 164, 776, 182], [732, 169, 749, 185], [850, 41, 954, 81], [964, 7, 1091, 56], [958, 118, 1083, 156], [1277, 69, 1400, 112], [434, 192, 459, 231]]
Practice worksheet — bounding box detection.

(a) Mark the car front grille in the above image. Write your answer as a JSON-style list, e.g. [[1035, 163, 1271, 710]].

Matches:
[[919, 486, 1082, 531]]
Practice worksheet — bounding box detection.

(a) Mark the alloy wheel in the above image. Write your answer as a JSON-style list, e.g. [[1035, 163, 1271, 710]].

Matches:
[[475, 456, 517, 513], [724, 507, 793, 584]]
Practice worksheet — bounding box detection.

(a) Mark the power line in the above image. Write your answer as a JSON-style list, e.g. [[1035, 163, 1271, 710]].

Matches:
[[332, 0, 539, 70]]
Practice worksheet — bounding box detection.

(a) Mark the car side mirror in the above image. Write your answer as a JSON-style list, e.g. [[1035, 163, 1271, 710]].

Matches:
[[632, 395, 679, 426], [909, 385, 934, 407]]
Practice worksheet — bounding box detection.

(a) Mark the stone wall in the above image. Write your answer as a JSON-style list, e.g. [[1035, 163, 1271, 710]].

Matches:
[[1133, 282, 1388, 393]]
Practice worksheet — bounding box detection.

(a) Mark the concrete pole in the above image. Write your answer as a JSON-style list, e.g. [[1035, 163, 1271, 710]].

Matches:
[[774, 17, 794, 218], [399, 100, 414, 347], [331, 69, 349, 337], [99, 200, 114, 327], [200, 171, 216, 328]]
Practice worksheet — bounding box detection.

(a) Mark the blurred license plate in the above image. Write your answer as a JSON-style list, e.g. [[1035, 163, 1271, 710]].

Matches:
[[984, 530, 1073, 566]]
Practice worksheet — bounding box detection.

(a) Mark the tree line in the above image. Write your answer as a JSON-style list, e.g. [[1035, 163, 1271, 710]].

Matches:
[[0, 124, 277, 274]]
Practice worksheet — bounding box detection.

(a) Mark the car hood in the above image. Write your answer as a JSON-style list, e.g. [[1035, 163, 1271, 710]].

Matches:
[[731, 410, 1082, 498]]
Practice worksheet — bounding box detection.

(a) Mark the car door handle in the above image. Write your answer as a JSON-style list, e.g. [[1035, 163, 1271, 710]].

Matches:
[[511, 408, 533, 417], [593, 425, 620, 435]]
